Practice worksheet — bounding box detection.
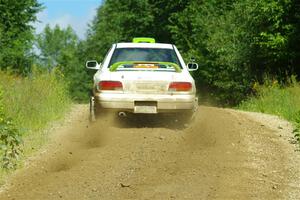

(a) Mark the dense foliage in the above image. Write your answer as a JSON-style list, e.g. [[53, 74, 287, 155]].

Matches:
[[170, 0, 300, 103], [84, 0, 300, 105], [0, 87, 22, 169], [36, 25, 90, 101], [0, 0, 42, 74], [1, 0, 299, 103]]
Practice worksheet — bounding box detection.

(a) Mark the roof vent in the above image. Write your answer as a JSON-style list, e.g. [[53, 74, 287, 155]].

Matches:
[[132, 37, 155, 43]]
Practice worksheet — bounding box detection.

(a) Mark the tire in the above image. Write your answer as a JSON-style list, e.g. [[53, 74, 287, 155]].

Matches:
[[89, 96, 97, 122], [176, 98, 198, 126], [191, 97, 199, 121]]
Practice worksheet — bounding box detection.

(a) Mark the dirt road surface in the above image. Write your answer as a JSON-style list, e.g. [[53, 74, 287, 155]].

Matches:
[[0, 105, 300, 200]]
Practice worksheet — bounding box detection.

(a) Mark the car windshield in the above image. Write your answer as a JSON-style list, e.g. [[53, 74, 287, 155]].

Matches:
[[109, 48, 182, 68]]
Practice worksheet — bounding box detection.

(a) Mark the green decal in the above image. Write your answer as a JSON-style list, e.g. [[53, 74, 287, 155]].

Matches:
[[109, 61, 182, 72], [132, 37, 156, 43]]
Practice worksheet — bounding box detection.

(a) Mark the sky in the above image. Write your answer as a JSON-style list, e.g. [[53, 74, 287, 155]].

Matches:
[[35, 0, 102, 39]]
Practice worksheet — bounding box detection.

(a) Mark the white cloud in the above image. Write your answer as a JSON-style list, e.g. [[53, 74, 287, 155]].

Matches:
[[34, 7, 97, 39]]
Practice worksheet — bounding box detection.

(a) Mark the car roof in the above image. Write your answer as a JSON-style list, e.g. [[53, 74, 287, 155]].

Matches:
[[116, 42, 174, 49]]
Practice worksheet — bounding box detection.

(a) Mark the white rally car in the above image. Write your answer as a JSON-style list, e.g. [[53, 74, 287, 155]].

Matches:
[[86, 38, 198, 121]]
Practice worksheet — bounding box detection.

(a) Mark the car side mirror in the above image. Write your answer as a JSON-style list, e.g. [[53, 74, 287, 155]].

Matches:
[[86, 60, 101, 70], [187, 62, 198, 71]]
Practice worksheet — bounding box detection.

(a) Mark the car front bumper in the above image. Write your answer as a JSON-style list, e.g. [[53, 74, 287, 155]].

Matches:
[[94, 92, 197, 113]]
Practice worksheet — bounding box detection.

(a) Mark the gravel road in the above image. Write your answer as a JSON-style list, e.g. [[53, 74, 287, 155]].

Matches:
[[0, 105, 299, 200]]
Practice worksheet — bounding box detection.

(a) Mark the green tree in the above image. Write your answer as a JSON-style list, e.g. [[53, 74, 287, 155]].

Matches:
[[0, 0, 42, 74], [148, 0, 189, 43], [169, 0, 300, 104], [36, 25, 90, 101], [85, 0, 154, 61], [84, 0, 300, 104], [288, 0, 300, 76], [36, 24, 78, 71]]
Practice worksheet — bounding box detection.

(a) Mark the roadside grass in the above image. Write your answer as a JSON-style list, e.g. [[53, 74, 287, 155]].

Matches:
[[238, 81, 300, 144], [0, 70, 71, 181]]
